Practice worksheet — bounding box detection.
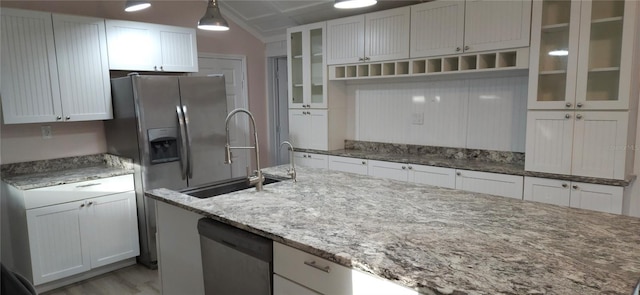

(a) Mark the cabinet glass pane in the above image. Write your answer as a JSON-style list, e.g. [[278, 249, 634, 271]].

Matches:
[[290, 32, 303, 104], [309, 28, 323, 104], [585, 0, 623, 101], [536, 0, 573, 102]]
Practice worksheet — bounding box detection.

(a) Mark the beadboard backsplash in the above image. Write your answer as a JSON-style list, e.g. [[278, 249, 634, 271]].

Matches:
[[348, 75, 528, 152]]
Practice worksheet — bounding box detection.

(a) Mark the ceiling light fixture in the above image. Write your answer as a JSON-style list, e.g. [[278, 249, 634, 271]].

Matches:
[[334, 0, 377, 9], [124, 0, 151, 12], [198, 0, 230, 31]]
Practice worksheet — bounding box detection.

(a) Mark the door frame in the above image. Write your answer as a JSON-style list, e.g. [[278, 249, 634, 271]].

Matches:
[[267, 55, 289, 165]]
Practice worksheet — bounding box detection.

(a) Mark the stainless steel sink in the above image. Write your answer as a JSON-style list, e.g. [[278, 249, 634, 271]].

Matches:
[[181, 176, 283, 199]]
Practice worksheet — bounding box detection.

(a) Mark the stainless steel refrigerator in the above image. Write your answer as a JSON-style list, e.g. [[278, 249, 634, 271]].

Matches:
[[105, 74, 231, 268]]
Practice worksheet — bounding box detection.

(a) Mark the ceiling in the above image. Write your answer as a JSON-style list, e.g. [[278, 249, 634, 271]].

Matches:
[[218, 0, 425, 43]]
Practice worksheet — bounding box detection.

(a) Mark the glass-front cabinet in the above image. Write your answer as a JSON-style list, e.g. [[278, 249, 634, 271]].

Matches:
[[287, 22, 326, 109], [528, 0, 636, 110]]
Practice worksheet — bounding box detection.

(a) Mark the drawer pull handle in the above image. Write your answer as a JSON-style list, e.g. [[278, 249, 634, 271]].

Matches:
[[76, 183, 101, 188], [304, 260, 330, 273]]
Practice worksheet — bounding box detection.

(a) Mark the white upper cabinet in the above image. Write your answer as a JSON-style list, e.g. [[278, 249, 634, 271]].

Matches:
[[106, 20, 198, 72], [528, 0, 637, 110], [463, 0, 532, 53], [526, 110, 630, 180], [410, 0, 531, 58], [410, 1, 465, 58], [327, 7, 410, 65], [0, 9, 112, 124], [288, 22, 327, 109]]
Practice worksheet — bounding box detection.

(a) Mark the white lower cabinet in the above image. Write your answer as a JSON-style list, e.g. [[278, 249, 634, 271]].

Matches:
[[273, 242, 417, 295], [367, 160, 409, 181], [289, 110, 329, 151], [455, 170, 524, 199], [294, 152, 328, 169], [328, 156, 368, 175], [409, 165, 456, 189], [524, 177, 624, 214]]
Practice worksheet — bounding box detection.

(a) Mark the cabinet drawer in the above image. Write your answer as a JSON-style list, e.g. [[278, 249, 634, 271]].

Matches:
[[274, 274, 321, 295], [274, 243, 418, 295], [328, 156, 368, 175], [455, 170, 523, 199], [274, 242, 352, 295], [23, 174, 134, 209]]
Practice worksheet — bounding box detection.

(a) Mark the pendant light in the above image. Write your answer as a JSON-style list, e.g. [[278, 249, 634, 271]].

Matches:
[[334, 0, 377, 9], [124, 0, 151, 12], [198, 0, 230, 31]]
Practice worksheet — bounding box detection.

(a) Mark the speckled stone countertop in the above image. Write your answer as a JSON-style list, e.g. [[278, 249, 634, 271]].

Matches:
[[1, 154, 133, 190], [147, 166, 640, 295], [295, 140, 635, 187]]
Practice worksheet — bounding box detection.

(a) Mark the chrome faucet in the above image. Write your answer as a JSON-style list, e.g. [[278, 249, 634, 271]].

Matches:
[[224, 108, 264, 191], [280, 141, 296, 182]]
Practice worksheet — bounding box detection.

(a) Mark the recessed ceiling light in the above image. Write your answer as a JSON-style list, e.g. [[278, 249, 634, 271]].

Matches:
[[334, 0, 377, 9], [125, 0, 151, 12]]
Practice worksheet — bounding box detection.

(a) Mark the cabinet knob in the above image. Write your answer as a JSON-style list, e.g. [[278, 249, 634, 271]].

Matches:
[[359, 57, 364, 62], [307, 154, 311, 158], [364, 57, 370, 61], [154, 66, 158, 71], [572, 185, 579, 190], [65, 116, 71, 120], [456, 47, 461, 52], [565, 114, 571, 119], [408, 166, 413, 170], [402, 166, 406, 170], [565, 102, 572, 108], [456, 172, 461, 176], [561, 183, 568, 188], [464, 46, 470, 51], [576, 114, 583, 120], [160, 66, 164, 71], [303, 155, 307, 158], [576, 102, 583, 108], [361, 161, 366, 165], [87, 201, 94, 206], [56, 116, 62, 120]]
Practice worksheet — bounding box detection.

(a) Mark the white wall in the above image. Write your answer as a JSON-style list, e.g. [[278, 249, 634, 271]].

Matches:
[[349, 75, 528, 152], [0, 121, 106, 164]]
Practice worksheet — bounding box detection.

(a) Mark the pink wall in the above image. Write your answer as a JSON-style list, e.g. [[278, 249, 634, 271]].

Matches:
[[0, 1, 269, 166]]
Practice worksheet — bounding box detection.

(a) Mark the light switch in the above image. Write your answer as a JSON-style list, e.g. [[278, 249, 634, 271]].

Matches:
[[412, 113, 424, 125], [41, 126, 52, 139]]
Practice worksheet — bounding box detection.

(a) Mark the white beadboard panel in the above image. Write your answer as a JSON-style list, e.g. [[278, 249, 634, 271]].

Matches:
[[326, 15, 365, 65], [466, 76, 528, 152], [52, 14, 112, 121], [463, 0, 531, 52], [356, 80, 468, 148], [524, 111, 574, 175], [365, 7, 410, 61], [105, 20, 158, 71], [0, 9, 62, 124], [89, 192, 139, 268], [158, 27, 198, 72], [410, 1, 465, 58]]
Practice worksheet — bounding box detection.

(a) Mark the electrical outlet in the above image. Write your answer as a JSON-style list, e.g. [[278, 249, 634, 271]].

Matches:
[[41, 126, 52, 139], [412, 113, 424, 125]]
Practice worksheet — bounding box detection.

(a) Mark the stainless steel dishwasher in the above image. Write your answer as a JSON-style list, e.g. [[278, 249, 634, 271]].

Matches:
[[197, 218, 273, 295]]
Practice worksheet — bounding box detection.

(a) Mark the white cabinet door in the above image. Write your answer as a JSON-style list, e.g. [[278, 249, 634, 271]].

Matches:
[[274, 274, 321, 295], [409, 165, 456, 189], [288, 110, 310, 150], [327, 15, 365, 65], [328, 156, 368, 175], [523, 177, 571, 207], [156, 24, 198, 72], [455, 170, 524, 199], [525, 111, 574, 175], [571, 111, 628, 179], [0, 8, 62, 124], [52, 14, 112, 122], [308, 110, 328, 150], [410, 1, 465, 58], [105, 20, 158, 71], [88, 192, 140, 268], [365, 7, 410, 62], [569, 182, 623, 214], [26, 200, 91, 285], [294, 152, 328, 169], [368, 160, 408, 181], [463, 0, 532, 53]]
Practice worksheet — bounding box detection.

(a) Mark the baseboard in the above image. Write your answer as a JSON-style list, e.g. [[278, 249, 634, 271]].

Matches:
[[34, 258, 137, 293]]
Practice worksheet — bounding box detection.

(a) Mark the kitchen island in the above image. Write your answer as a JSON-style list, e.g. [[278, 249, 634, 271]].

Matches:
[[147, 166, 640, 294]]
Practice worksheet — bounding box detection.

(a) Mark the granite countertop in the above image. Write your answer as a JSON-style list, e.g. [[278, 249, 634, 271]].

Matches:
[[1, 154, 133, 190], [297, 147, 635, 187], [147, 165, 640, 295]]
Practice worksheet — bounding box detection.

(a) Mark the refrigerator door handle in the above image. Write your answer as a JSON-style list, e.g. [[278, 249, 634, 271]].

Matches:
[[176, 106, 189, 180], [183, 105, 194, 179]]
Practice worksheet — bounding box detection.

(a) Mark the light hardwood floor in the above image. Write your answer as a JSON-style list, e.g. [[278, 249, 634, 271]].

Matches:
[[41, 264, 160, 295]]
